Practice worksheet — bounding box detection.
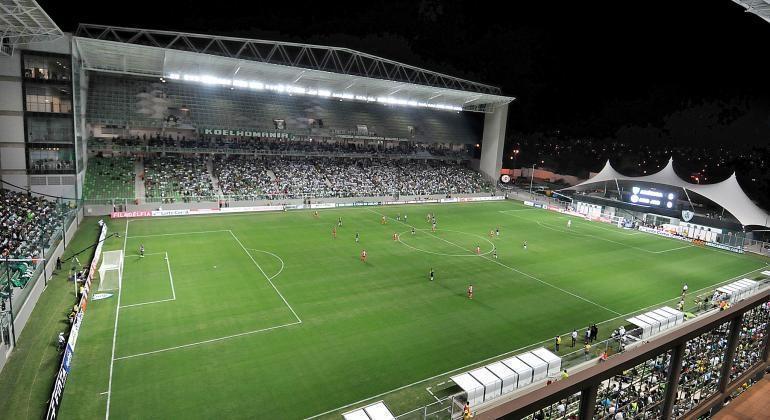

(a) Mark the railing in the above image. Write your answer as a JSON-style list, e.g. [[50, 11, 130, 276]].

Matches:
[[85, 143, 471, 161]]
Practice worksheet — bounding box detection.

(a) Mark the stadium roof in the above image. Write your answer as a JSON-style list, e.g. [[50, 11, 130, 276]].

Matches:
[[0, 0, 62, 55], [72, 24, 514, 113], [565, 158, 770, 227], [732, 0, 770, 23]]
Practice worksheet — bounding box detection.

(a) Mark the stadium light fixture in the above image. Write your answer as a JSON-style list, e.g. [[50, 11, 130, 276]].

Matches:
[[167, 72, 463, 112]]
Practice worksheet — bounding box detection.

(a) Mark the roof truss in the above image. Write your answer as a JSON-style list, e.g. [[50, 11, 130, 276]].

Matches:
[[0, 0, 63, 55], [75, 24, 503, 96]]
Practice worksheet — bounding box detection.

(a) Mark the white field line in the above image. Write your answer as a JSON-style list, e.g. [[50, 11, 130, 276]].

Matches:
[[426, 387, 441, 402], [498, 208, 539, 213], [304, 264, 769, 420], [126, 229, 231, 238], [653, 244, 694, 254], [113, 321, 302, 361], [125, 252, 165, 257], [113, 235, 297, 361], [119, 252, 177, 308], [536, 220, 693, 254], [369, 209, 621, 316], [229, 230, 302, 324], [105, 219, 129, 419], [120, 298, 174, 308], [500, 211, 688, 254]]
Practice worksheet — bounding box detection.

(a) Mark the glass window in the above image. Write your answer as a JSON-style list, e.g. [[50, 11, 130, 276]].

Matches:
[[27, 145, 75, 174], [25, 84, 72, 114], [23, 54, 70, 81], [26, 116, 74, 143]]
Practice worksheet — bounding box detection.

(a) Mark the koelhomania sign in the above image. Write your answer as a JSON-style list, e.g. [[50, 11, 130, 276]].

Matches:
[[201, 128, 290, 138]]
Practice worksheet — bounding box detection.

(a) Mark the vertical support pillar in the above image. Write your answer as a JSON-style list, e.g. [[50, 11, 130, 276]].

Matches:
[[762, 302, 770, 364], [662, 343, 686, 420], [579, 383, 599, 419], [479, 104, 509, 181], [718, 314, 743, 393]]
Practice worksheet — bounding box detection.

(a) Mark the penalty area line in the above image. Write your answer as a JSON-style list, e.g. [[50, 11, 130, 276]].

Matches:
[[113, 321, 302, 361]]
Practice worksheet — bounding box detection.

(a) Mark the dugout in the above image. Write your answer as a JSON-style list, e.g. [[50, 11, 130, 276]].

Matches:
[[486, 361, 518, 394], [715, 279, 759, 304], [531, 348, 562, 376], [516, 352, 549, 382], [342, 401, 396, 420], [627, 316, 654, 339], [469, 367, 503, 401], [450, 373, 485, 406], [657, 306, 685, 325], [502, 356, 534, 387]]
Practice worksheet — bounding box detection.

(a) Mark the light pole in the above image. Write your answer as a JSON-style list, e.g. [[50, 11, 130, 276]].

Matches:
[[529, 164, 536, 195]]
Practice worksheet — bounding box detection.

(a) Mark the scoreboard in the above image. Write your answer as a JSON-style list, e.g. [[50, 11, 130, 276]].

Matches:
[[626, 186, 676, 209]]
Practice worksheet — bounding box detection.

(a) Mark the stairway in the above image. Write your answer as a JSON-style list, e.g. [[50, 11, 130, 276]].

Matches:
[[134, 159, 145, 203], [207, 157, 223, 196]]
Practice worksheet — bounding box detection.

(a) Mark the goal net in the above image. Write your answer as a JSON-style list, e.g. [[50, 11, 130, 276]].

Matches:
[[98, 250, 123, 291]]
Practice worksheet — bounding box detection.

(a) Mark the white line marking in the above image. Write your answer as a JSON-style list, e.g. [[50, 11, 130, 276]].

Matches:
[[535, 220, 692, 254], [105, 219, 129, 419], [166, 252, 176, 300], [126, 229, 230, 238], [247, 249, 285, 281], [497, 208, 538, 213], [653, 244, 694, 254], [119, 252, 176, 308], [304, 264, 769, 420], [114, 321, 301, 361], [396, 228, 495, 257], [99, 391, 109, 395], [125, 252, 165, 257], [229, 230, 302, 323], [370, 209, 621, 315], [426, 387, 441, 402], [120, 298, 175, 309]]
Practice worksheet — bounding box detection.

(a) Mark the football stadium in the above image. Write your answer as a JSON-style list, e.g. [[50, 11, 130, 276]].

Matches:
[[1, 1, 770, 420]]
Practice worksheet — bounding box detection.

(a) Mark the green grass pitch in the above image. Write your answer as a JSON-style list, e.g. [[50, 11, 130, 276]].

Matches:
[[53, 201, 766, 419]]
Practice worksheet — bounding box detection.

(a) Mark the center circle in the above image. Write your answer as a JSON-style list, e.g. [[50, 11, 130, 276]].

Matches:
[[397, 228, 496, 257]]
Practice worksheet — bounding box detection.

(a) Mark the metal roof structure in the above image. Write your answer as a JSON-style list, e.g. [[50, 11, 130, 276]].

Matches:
[[733, 0, 770, 23], [0, 0, 62, 55], [73, 24, 514, 113]]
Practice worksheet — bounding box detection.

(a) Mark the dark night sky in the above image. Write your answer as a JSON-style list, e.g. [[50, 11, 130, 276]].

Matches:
[[40, 0, 770, 143]]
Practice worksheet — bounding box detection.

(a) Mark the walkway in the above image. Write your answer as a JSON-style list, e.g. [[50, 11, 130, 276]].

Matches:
[[713, 375, 770, 420]]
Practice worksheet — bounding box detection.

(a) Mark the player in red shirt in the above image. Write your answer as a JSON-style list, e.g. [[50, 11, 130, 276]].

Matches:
[[360, 249, 367, 263], [381, 215, 387, 225], [332, 227, 337, 239], [475, 245, 481, 255], [393, 232, 399, 241]]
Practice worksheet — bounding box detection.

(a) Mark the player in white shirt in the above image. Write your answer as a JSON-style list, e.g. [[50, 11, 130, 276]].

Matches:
[[567, 219, 572, 228]]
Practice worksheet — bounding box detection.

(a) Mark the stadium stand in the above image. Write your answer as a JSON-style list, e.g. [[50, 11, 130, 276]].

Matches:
[[0, 189, 70, 288], [213, 156, 492, 199], [83, 156, 135, 200], [143, 156, 215, 201], [86, 73, 483, 144]]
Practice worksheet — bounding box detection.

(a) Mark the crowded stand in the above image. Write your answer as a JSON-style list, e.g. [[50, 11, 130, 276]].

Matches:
[[143, 157, 214, 201], [89, 135, 471, 159], [214, 156, 491, 199], [0, 189, 70, 287]]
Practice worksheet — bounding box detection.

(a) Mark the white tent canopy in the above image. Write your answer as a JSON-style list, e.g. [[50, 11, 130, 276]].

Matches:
[[565, 158, 770, 227]]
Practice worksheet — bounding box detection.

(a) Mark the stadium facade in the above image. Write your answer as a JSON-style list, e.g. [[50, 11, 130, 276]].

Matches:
[[0, 2, 514, 202]]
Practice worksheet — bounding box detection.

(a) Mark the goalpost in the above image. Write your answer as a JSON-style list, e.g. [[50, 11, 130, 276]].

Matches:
[[98, 250, 123, 291]]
